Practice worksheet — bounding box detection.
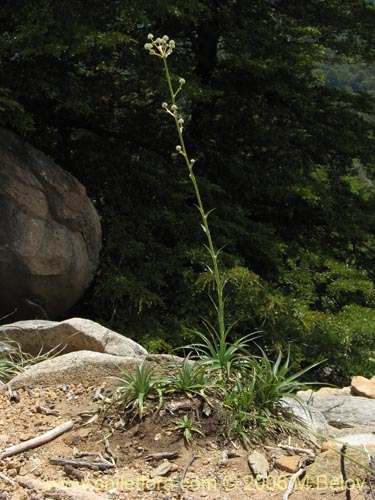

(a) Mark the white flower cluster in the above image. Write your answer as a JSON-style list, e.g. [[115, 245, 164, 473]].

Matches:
[[145, 34, 189, 148], [144, 34, 175, 58]]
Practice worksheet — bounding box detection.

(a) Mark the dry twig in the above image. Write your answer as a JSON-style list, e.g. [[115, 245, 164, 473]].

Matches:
[[177, 454, 196, 498], [73, 447, 99, 459], [103, 436, 116, 462], [7, 383, 19, 403], [363, 445, 375, 500], [93, 385, 106, 401], [273, 443, 316, 457], [63, 464, 85, 482], [36, 405, 60, 416], [340, 444, 351, 500], [145, 451, 179, 461], [283, 468, 306, 500], [0, 420, 74, 459], [0, 471, 17, 485], [49, 457, 115, 470]]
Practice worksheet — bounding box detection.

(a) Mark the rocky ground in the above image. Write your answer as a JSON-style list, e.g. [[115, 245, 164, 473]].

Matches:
[[1, 382, 375, 500], [1, 321, 375, 500]]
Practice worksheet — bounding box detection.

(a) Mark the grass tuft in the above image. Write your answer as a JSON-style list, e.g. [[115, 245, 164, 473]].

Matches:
[[0, 339, 61, 384]]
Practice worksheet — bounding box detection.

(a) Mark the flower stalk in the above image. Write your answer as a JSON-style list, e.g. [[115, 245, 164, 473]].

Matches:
[[145, 35, 227, 360]]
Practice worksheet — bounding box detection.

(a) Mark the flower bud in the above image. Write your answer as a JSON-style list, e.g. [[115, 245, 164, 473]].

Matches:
[[144, 43, 153, 51], [147, 33, 154, 40], [162, 102, 168, 109], [169, 40, 175, 49], [176, 145, 182, 152], [171, 104, 178, 111], [178, 118, 184, 125], [179, 78, 186, 85], [162, 35, 169, 42]]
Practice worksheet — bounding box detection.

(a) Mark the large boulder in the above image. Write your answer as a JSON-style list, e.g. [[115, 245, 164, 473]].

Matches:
[[311, 394, 375, 427], [6, 351, 145, 387], [285, 393, 375, 435], [6, 353, 181, 388], [0, 318, 147, 357], [0, 128, 101, 321]]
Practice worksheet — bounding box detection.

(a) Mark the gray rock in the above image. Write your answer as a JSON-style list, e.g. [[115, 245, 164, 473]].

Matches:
[[247, 450, 269, 480], [284, 393, 375, 437], [5, 350, 144, 387], [282, 397, 332, 435], [0, 128, 101, 321], [0, 317, 147, 357], [329, 433, 375, 447], [306, 394, 375, 427], [150, 461, 173, 478]]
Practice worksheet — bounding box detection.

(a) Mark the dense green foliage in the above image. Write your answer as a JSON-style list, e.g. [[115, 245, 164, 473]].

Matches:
[[2, 1, 375, 383]]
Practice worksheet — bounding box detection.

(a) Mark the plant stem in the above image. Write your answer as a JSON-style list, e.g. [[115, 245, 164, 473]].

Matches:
[[162, 56, 226, 345]]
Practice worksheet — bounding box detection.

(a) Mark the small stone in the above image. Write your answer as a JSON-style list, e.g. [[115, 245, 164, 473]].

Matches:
[[274, 455, 301, 473], [150, 460, 172, 478], [19, 433, 33, 441], [320, 440, 340, 451], [5, 461, 19, 471], [70, 434, 82, 446], [247, 450, 269, 480], [64, 465, 85, 482], [6, 468, 18, 478], [351, 376, 375, 399]]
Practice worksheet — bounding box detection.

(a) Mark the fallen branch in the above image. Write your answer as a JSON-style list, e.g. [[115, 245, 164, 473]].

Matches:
[[49, 457, 115, 470], [64, 464, 85, 482], [0, 471, 17, 485], [274, 444, 315, 457], [177, 454, 196, 498], [340, 444, 351, 500], [145, 451, 179, 461], [103, 436, 116, 462], [165, 400, 196, 414], [7, 383, 19, 403], [283, 467, 305, 500], [0, 420, 74, 459], [36, 405, 60, 416], [220, 449, 241, 466], [93, 385, 105, 401], [363, 445, 375, 500], [73, 447, 99, 459], [78, 410, 98, 426]]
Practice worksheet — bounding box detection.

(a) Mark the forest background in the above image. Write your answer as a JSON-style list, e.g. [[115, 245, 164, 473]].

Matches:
[[2, 0, 375, 384]]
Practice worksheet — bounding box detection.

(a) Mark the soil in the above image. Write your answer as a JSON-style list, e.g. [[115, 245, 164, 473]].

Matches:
[[0, 383, 373, 500]]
